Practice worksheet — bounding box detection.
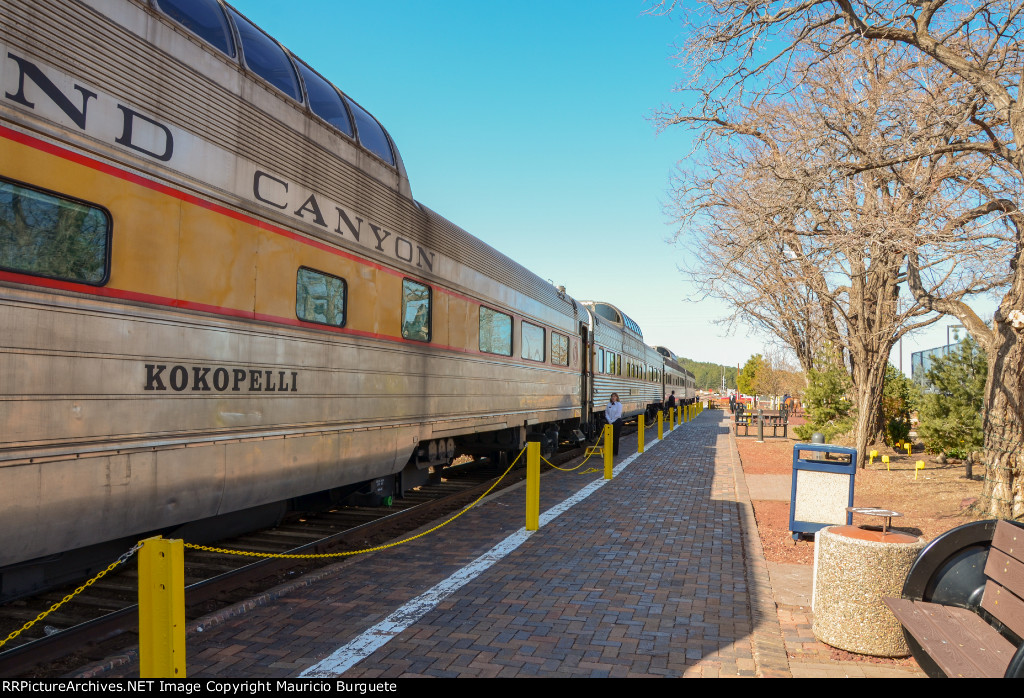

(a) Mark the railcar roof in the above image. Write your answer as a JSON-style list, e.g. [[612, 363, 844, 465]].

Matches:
[[580, 301, 642, 338], [154, 0, 401, 171], [419, 204, 580, 315]]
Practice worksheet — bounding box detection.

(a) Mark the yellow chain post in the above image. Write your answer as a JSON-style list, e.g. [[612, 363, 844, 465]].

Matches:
[[604, 423, 613, 479], [638, 415, 645, 454], [138, 536, 185, 679], [668, 407, 675, 430], [526, 441, 540, 531], [658, 410, 664, 440], [681, 405, 685, 424]]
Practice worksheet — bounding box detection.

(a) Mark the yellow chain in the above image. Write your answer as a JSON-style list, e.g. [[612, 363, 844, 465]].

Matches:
[[0, 542, 142, 651], [542, 429, 607, 471], [186, 446, 526, 559]]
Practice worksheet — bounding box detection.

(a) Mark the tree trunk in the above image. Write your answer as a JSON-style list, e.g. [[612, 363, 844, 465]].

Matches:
[[852, 356, 889, 467], [980, 305, 1024, 518]]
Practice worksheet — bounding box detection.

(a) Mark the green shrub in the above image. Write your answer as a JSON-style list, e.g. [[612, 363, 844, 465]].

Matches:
[[882, 363, 915, 447], [917, 337, 986, 459], [794, 351, 854, 442]]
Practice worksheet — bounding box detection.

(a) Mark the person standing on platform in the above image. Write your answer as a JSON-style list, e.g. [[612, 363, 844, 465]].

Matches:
[[666, 391, 677, 411], [605, 392, 624, 456]]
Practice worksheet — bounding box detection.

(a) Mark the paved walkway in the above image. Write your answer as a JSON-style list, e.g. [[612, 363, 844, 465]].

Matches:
[[81, 410, 920, 678]]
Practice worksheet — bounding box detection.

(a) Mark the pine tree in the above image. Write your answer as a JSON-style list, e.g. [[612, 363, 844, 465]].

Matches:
[[881, 364, 915, 447], [794, 350, 854, 442], [918, 338, 986, 459]]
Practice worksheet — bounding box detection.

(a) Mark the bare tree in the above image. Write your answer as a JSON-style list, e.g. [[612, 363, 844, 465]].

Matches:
[[655, 0, 1024, 514], [664, 43, 1010, 464]]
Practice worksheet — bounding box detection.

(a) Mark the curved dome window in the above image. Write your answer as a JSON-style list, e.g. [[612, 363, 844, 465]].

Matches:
[[156, 0, 235, 57], [295, 61, 353, 137], [346, 98, 395, 166], [594, 303, 620, 324], [228, 8, 301, 101]]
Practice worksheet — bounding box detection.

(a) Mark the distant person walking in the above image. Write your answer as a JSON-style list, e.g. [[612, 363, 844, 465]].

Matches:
[[605, 393, 623, 456], [666, 391, 677, 410]]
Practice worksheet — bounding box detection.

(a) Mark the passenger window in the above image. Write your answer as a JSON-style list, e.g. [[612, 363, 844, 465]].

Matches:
[[551, 333, 569, 366], [345, 98, 396, 166], [228, 8, 301, 101], [157, 0, 235, 57], [0, 179, 109, 285], [295, 267, 345, 327], [522, 321, 545, 362], [295, 61, 353, 137], [401, 279, 431, 341], [479, 306, 512, 356]]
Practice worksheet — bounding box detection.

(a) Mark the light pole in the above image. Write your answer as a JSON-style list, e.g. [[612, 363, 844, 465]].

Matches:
[[947, 324, 964, 351]]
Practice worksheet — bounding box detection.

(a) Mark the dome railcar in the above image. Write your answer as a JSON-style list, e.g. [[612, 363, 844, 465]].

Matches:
[[656, 346, 697, 405], [0, 0, 692, 599]]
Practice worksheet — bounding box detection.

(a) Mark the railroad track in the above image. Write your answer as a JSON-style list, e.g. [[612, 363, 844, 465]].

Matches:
[[0, 436, 611, 677]]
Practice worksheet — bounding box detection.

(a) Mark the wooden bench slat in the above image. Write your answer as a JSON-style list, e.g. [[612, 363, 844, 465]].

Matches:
[[981, 579, 1024, 642], [885, 599, 985, 678], [932, 605, 1015, 677], [985, 547, 1024, 596], [884, 598, 1005, 678], [992, 521, 1024, 565]]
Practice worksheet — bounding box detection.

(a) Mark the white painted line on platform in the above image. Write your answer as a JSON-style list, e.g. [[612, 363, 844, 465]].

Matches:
[[299, 433, 669, 677]]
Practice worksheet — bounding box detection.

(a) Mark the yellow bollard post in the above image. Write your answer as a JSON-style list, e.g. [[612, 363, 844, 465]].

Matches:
[[906, 443, 912, 456], [658, 410, 664, 440], [638, 415, 645, 454], [526, 441, 540, 531], [869, 450, 878, 465], [139, 536, 186, 679], [668, 406, 674, 430], [915, 460, 925, 480], [680, 405, 685, 423], [604, 423, 613, 479], [882, 455, 890, 472]]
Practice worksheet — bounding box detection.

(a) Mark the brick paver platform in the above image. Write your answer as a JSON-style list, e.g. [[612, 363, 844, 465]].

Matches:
[[85, 411, 793, 678]]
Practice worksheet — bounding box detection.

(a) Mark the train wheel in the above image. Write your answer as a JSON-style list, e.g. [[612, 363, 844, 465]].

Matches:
[[899, 519, 999, 677]]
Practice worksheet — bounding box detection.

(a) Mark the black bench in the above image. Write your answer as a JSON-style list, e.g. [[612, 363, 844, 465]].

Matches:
[[885, 519, 1024, 678], [733, 409, 788, 438]]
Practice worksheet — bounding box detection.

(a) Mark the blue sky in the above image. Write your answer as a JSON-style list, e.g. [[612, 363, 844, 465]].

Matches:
[[231, 0, 966, 375]]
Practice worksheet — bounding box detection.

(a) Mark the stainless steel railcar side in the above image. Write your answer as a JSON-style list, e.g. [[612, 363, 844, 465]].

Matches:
[[0, 0, 585, 596]]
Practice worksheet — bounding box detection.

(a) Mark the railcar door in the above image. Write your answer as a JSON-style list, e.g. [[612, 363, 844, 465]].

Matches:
[[579, 322, 593, 435]]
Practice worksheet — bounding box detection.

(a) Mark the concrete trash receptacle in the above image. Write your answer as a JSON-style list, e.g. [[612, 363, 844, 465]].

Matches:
[[812, 525, 927, 657]]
